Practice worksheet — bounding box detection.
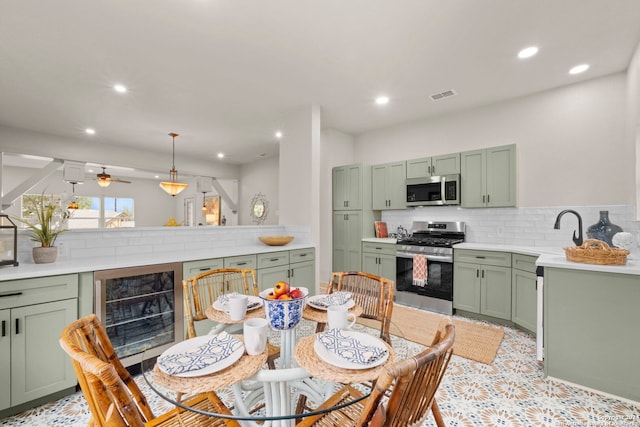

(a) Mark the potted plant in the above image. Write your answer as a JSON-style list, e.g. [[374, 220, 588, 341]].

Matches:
[[13, 192, 68, 264]]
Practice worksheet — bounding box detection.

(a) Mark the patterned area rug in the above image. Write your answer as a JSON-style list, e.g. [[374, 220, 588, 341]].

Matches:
[[2, 318, 639, 427]]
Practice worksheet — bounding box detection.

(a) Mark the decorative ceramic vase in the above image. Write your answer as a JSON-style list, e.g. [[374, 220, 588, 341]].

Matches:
[[32, 246, 58, 264], [586, 211, 623, 246]]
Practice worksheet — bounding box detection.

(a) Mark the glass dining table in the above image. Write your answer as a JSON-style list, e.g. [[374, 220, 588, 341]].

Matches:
[[141, 299, 410, 427]]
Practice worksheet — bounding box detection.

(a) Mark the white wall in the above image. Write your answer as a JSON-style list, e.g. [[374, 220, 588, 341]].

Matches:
[[239, 156, 279, 225], [354, 72, 633, 208]]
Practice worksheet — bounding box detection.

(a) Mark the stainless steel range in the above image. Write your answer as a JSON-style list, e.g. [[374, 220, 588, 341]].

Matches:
[[395, 221, 465, 315]]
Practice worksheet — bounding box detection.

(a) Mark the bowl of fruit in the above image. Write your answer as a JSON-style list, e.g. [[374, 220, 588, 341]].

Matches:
[[259, 282, 308, 330]]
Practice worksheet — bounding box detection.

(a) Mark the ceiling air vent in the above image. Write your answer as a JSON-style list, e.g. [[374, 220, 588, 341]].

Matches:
[[430, 89, 457, 101]]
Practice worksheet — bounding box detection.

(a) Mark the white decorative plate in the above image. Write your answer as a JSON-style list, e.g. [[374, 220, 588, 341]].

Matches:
[[307, 295, 355, 311], [213, 295, 263, 312], [158, 335, 244, 377], [313, 330, 388, 370]]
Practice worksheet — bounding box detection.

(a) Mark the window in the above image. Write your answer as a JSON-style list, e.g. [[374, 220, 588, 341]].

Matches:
[[21, 194, 135, 229]]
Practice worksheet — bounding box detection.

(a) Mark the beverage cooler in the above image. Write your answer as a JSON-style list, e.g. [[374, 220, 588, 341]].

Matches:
[[94, 262, 183, 367]]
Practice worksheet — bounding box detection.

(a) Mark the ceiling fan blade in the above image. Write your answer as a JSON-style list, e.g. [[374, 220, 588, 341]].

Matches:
[[110, 178, 131, 184]]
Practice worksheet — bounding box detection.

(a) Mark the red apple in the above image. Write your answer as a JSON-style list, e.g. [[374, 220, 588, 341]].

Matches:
[[273, 281, 290, 297], [290, 288, 304, 299]]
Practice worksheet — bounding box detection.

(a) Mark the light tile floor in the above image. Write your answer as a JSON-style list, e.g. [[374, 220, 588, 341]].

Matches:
[[1, 317, 639, 427]]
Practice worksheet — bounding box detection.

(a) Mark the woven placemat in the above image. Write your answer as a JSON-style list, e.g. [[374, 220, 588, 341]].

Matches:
[[294, 334, 395, 384], [359, 305, 504, 365]]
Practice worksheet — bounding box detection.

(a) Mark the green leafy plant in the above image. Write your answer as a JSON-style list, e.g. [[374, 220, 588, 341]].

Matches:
[[13, 193, 68, 247]]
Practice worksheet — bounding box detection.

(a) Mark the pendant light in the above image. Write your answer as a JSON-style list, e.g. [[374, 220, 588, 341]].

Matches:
[[67, 182, 79, 210], [201, 191, 208, 212], [159, 132, 189, 196]]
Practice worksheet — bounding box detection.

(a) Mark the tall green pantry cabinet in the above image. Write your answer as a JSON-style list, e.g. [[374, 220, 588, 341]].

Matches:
[[332, 164, 378, 273]]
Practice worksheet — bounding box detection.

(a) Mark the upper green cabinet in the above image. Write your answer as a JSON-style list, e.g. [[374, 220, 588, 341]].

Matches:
[[332, 164, 363, 210], [372, 161, 406, 210], [461, 144, 517, 208], [406, 153, 460, 179]]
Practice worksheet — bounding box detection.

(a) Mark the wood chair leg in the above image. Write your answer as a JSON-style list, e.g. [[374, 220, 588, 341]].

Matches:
[[431, 398, 445, 427]]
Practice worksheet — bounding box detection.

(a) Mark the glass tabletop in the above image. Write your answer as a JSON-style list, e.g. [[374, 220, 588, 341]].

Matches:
[[140, 317, 410, 424]]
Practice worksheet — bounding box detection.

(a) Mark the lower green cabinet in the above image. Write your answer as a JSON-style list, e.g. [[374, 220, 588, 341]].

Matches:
[[0, 274, 79, 412], [453, 249, 512, 320], [361, 241, 396, 281], [511, 254, 538, 333], [256, 248, 315, 294]]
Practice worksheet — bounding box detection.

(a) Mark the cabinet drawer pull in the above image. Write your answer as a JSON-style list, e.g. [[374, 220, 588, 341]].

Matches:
[[482, 270, 485, 279], [299, 254, 307, 258], [475, 256, 485, 259], [2, 320, 5, 337], [482, 195, 485, 203], [290, 269, 294, 277], [15, 319, 19, 335], [476, 269, 479, 278], [199, 267, 211, 272], [237, 262, 247, 266], [270, 258, 279, 262], [487, 194, 490, 203], [0, 292, 23, 298]]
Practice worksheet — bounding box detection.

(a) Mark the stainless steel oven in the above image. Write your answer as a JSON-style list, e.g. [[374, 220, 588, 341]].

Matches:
[[395, 221, 465, 315]]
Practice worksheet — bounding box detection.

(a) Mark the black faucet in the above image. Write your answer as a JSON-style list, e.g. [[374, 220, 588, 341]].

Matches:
[[553, 210, 583, 246]]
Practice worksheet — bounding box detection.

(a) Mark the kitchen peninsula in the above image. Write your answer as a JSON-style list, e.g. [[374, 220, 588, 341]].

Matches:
[[0, 225, 315, 417], [454, 242, 640, 402]]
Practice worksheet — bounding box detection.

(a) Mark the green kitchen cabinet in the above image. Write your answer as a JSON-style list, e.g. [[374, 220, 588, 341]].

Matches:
[[361, 241, 396, 281], [544, 267, 640, 401], [224, 254, 257, 269], [333, 211, 364, 273], [453, 249, 512, 320], [332, 164, 363, 210], [511, 254, 538, 333], [289, 248, 315, 291], [406, 153, 461, 179], [257, 248, 315, 294], [372, 161, 406, 210], [332, 164, 377, 273], [183, 257, 224, 279], [461, 144, 517, 208], [0, 274, 79, 412], [257, 251, 290, 291]]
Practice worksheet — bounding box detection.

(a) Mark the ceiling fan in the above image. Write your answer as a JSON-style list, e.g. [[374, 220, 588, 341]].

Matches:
[[96, 167, 131, 187]]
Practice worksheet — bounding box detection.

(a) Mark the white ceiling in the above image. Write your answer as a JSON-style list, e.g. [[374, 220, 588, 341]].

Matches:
[[1, 0, 640, 166]]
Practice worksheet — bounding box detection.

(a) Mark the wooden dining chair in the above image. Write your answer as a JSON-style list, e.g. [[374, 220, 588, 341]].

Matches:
[[59, 314, 239, 427], [183, 268, 279, 369], [296, 318, 455, 427], [327, 271, 396, 344]]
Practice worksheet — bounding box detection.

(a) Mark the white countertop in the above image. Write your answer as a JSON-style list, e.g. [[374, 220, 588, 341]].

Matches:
[[362, 237, 398, 244], [454, 242, 640, 276], [0, 243, 315, 281]]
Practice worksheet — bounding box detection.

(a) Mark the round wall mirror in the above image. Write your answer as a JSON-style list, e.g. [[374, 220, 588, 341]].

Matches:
[[250, 193, 269, 225]]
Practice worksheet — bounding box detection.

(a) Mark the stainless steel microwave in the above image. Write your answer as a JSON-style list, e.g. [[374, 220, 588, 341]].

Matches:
[[406, 174, 460, 206]]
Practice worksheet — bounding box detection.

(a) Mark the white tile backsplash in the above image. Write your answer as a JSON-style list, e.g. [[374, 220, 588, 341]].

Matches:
[[383, 204, 639, 253]]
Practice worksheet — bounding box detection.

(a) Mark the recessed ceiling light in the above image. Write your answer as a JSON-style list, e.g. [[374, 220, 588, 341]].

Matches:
[[85, 128, 95, 135], [375, 96, 389, 105], [113, 84, 127, 93], [217, 153, 224, 159], [518, 46, 539, 59], [275, 131, 283, 139], [569, 64, 589, 75]]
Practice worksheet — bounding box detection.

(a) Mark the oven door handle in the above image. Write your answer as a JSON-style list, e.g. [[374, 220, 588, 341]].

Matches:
[[396, 251, 453, 263]]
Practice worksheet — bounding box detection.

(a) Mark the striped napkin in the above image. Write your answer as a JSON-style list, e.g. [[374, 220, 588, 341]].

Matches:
[[312, 291, 352, 308], [413, 254, 428, 287], [317, 328, 387, 366], [158, 332, 242, 375]]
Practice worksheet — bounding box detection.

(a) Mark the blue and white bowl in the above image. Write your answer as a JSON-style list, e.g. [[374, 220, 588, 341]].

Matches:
[[259, 287, 308, 330]]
